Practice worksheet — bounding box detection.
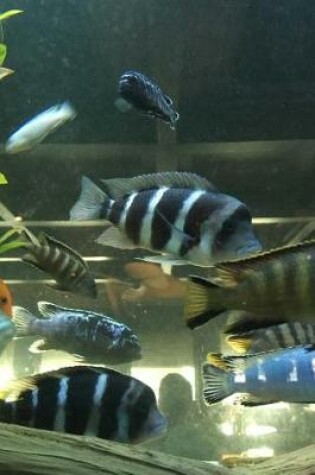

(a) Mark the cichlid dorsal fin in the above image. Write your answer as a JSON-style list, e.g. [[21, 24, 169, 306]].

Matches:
[[38, 233, 88, 269], [211, 239, 315, 286], [37, 301, 65, 319], [101, 172, 217, 200]]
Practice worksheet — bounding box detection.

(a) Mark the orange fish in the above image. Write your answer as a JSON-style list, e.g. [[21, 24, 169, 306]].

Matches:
[[0, 279, 12, 317]]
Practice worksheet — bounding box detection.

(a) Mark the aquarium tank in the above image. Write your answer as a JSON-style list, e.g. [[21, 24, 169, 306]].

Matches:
[[0, 0, 315, 471]]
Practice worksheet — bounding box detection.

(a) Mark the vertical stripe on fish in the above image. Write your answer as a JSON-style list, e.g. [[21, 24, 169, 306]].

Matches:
[[152, 188, 194, 251]]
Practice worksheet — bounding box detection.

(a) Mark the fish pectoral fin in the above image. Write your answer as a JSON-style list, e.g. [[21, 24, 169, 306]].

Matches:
[[155, 208, 196, 251], [114, 98, 133, 113], [0, 377, 37, 402], [137, 255, 188, 266], [240, 395, 279, 407], [226, 334, 251, 354], [29, 338, 52, 353], [96, 227, 138, 249], [206, 353, 231, 371]]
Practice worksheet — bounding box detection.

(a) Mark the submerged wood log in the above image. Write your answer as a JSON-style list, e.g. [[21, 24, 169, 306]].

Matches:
[[0, 423, 239, 475], [0, 422, 314, 475]]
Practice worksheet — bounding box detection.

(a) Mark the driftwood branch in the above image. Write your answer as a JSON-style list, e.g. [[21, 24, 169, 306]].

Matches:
[[0, 423, 238, 475], [0, 423, 313, 475]]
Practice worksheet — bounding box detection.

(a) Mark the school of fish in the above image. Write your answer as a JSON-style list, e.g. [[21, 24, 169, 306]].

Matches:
[[0, 48, 314, 451]]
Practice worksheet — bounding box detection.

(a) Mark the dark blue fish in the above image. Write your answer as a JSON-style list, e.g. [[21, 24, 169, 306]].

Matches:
[[116, 70, 179, 129], [12, 301, 141, 365], [0, 366, 167, 444]]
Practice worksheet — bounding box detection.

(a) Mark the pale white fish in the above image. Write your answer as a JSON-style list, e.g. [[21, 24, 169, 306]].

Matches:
[[5, 101, 77, 154]]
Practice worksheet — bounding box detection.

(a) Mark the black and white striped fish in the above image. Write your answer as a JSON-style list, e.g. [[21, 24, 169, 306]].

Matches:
[[116, 70, 179, 130], [12, 301, 141, 365], [70, 172, 261, 266], [22, 232, 97, 298], [0, 366, 166, 443], [227, 322, 315, 354]]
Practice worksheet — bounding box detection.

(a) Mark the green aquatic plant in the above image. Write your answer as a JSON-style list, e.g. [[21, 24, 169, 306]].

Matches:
[[0, 9, 23, 78], [0, 228, 26, 254]]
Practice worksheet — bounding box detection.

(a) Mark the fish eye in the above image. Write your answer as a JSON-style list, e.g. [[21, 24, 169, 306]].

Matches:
[[0, 297, 8, 305]]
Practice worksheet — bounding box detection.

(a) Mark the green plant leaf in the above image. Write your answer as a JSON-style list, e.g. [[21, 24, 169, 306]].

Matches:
[[0, 10, 24, 21], [0, 173, 7, 184], [0, 239, 26, 255], [0, 44, 6, 66], [0, 228, 21, 246]]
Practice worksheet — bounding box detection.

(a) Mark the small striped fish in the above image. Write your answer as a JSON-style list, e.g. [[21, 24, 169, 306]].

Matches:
[[227, 322, 315, 354], [70, 172, 261, 267], [184, 240, 315, 330], [12, 301, 141, 365], [0, 366, 166, 444], [202, 346, 315, 406], [116, 70, 179, 130], [22, 232, 97, 298]]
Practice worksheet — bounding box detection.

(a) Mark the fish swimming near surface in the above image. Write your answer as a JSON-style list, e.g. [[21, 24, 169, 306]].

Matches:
[[12, 301, 141, 364], [70, 172, 261, 267], [0, 365, 167, 443], [0, 312, 15, 356], [5, 101, 76, 154], [203, 346, 315, 406], [21, 231, 97, 298], [116, 70, 179, 130], [227, 322, 315, 354], [184, 240, 315, 330]]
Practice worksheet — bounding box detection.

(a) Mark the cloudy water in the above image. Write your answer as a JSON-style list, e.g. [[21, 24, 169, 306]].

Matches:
[[0, 0, 315, 469]]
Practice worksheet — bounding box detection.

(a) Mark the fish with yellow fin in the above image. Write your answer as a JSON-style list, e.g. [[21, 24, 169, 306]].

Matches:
[[203, 346, 315, 406], [184, 240, 315, 331], [227, 321, 315, 354]]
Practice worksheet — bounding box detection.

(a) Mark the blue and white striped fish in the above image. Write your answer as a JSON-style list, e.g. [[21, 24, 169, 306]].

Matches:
[[12, 302, 141, 365], [70, 172, 261, 266], [0, 366, 167, 444], [203, 346, 315, 406]]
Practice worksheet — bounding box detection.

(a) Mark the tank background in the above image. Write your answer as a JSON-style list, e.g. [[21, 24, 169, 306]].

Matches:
[[0, 0, 314, 143]]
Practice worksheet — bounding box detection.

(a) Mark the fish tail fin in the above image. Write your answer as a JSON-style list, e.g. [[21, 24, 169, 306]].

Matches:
[[12, 306, 36, 336], [202, 360, 233, 405], [70, 176, 108, 221], [184, 276, 226, 329]]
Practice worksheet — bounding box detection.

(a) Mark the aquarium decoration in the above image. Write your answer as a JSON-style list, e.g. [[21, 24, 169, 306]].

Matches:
[[0, 228, 26, 254], [0, 9, 23, 80]]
